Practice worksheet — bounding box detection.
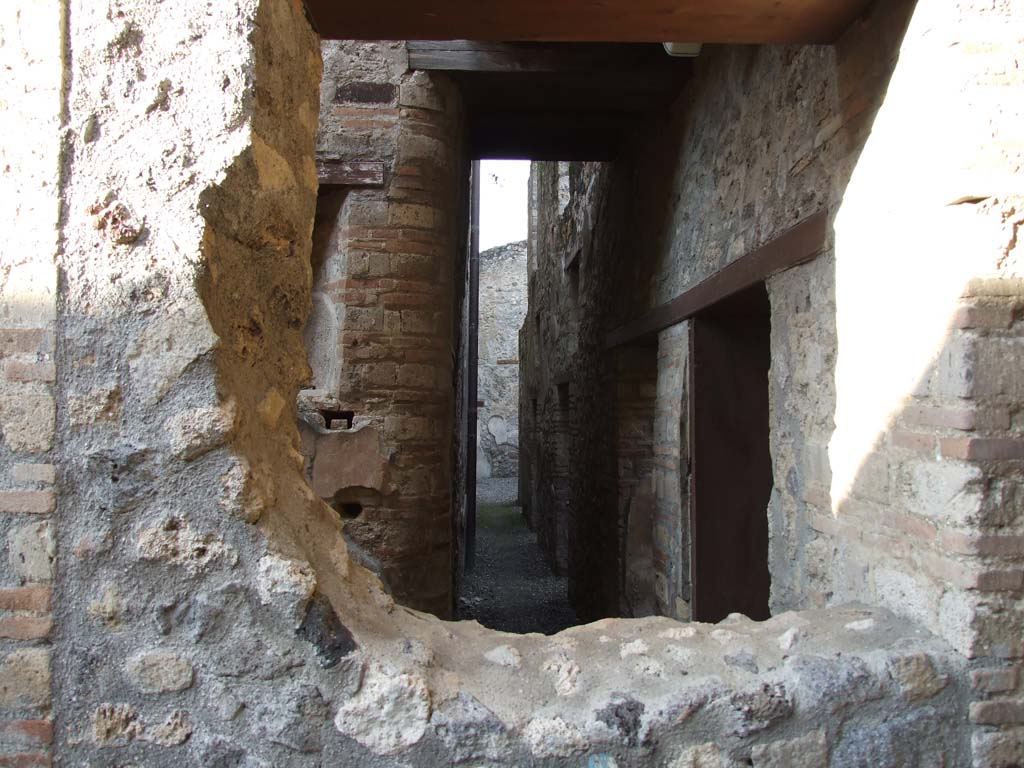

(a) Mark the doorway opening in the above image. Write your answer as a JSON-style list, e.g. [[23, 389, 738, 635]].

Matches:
[[689, 282, 773, 622], [457, 159, 578, 634]]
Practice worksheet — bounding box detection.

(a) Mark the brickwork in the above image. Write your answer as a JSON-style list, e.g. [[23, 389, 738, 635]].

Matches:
[[0, 2, 63, 764], [301, 42, 466, 616]]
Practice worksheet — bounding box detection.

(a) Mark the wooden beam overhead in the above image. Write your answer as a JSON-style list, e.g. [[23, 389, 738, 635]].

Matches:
[[468, 110, 631, 161], [316, 159, 386, 187], [407, 42, 682, 74], [605, 211, 828, 348], [305, 0, 871, 44]]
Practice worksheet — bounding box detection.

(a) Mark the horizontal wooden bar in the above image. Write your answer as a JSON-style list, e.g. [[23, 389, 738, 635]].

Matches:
[[408, 42, 681, 74], [605, 210, 828, 348], [306, 0, 871, 44], [317, 160, 386, 188]]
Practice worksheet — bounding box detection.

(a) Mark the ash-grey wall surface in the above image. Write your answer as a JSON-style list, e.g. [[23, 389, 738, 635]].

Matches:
[[477, 240, 527, 480]]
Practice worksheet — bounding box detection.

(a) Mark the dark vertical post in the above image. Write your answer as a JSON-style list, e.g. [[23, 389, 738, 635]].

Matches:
[[466, 160, 481, 570]]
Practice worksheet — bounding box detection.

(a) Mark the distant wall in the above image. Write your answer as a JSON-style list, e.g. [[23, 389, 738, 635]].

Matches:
[[477, 241, 527, 480]]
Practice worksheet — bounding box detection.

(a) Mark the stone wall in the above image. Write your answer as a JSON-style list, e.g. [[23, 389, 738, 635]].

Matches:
[[477, 240, 527, 480], [521, 1, 1024, 762], [299, 41, 467, 617], [0, 2, 62, 763], [0, 0, 1019, 764]]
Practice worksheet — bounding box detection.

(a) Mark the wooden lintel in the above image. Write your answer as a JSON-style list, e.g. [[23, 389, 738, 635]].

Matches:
[[408, 42, 683, 75], [605, 210, 828, 349], [306, 0, 872, 44], [317, 160, 386, 188]]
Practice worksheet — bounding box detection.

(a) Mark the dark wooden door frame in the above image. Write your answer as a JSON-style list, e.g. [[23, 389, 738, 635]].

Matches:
[[603, 210, 827, 621], [688, 286, 772, 622], [465, 160, 481, 571]]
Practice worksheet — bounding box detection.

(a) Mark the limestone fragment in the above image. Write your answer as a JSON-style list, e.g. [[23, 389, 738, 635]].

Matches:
[[146, 710, 192, 746], [660, 626, 697, 640], [542, 653, 581, 696], [0, 649, 51, 709], [669, 743, 723, 768], [778, 627, 802, 651], [8, 521, 55, 582], [167, 400, 237, 460], [88, 583, 127, 627], [619, 639, 649, 658], [484, 644, 521, 668], [256, 551, 317, 628], [665, 644, 696, 665], [124, 650, 194, 693], [751, 729, 829, 767], [92, 703, 142, 744], [257, 388, 286, 427], [888, 653, 948, 701], [136, 517, 235, 573], [333, 663, 431, 754], [522, 716, 588, 758]]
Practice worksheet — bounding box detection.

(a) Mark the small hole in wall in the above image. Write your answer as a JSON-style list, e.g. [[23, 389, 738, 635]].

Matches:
[[565, 250, 581, 306], [318, 408, 354, 429], [557, 382, 570, 409], [338, 502, 363, 520]]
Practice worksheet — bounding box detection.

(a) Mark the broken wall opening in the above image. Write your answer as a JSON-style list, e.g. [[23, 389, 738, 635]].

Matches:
[[32, 2, 1024, 763]]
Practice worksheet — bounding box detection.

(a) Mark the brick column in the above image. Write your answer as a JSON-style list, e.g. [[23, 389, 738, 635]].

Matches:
[[0, 2, 63, 763], [312, 44, 466, 616]]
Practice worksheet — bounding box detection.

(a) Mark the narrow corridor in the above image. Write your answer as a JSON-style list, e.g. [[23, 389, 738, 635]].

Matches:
[[457, 478, 578, 635]]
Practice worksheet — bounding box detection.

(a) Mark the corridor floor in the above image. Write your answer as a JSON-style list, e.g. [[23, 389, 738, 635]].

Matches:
[[457, 477, 578, 635]]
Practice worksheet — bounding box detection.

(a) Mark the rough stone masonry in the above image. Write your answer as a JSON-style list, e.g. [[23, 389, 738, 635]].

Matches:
[[0, 0, 1020, 766]]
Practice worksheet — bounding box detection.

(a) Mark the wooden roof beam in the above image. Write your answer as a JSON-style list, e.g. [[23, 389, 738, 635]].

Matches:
[[305, 0, 872, 44]]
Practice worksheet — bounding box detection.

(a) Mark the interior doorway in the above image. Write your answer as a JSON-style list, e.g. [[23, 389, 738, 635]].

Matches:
[[689, 282, 773, 622], [457, 159, 579, 634]]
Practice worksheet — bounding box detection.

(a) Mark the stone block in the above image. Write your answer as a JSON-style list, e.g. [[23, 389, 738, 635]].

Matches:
[[941, 438, 1024, 461], [0, 491, 55, 515], [400, 309, 435, 334], [668, 743, 722, 768], [0, 329, 52, 357], [751, 730, 828, 767], [310, 425, 389, 499], [972, 727, 1024, 768], [0, 649, 50, 710], [0, 393, 55, 452], [950, 302, 1014, 330], [936, 335, 977, 399], [972, 666, 1019, 695], [887, 653, 948, 701], [970, 698, 1024, 725], [0, 616, 51, 640], [10, 464, 55, 485], [0, 262, 56, 328], [0, 718, 53, 748], [399, 72, 444, 111], [124, 650, 194, 694], [1, 361, 55, 383], [388, 203, 437, 229], [904, 459, 983, 526], [8, 522, 55, 583], [333, 663, 430, 755], [397, 363, 436, 389], [0, 587, 51, 612]]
